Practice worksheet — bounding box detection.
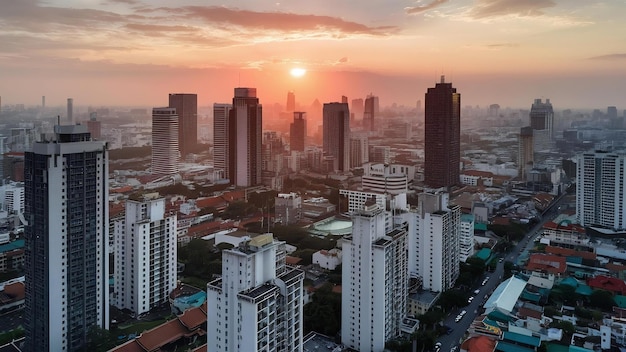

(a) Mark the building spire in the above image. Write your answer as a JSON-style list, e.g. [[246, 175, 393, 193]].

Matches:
[[440, 75, 445, 84]]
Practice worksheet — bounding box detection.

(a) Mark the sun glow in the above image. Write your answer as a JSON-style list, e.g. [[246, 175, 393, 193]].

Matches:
[[290, 67, 307, 77]]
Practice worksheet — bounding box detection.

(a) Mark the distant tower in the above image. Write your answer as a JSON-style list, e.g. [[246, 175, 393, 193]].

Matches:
[[518, 126, 534, 180], [24, 125, 109, 351], [363, 94, 379, 131], [286, 91, 296, 112], [341, 95, 348, 104], [349, 133, 369, 168], [151, 107, 179, 176], [290, 111, 307, 152], [424, 76, 461, 189], [213, 104, 232, 181], [351, 98, 364, 123], [67, 98, 74, 123], [230, 88, 262, 187], [323, 102, 350, 172], [489, 104, 500, 117], [529, 98, 554, 140], [114, 193, 177, 316], [87, 112, 101, 140], [168, 93, 197, 157], [41, 96, 45, 109]]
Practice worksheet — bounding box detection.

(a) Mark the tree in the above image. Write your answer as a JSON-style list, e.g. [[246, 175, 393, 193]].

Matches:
[[303, 283, 341, 336], [589, 289, 616, 311], [222, 200, 256, 220], [86, 326, 116, 352]]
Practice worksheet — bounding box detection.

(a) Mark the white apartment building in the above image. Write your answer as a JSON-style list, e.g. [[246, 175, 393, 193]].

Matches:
[[460, 214, 475, 262], [1, 182, 24, 214], [361, 163, 414, 195], [398, 192, 460, 292], [341, 200, 408, 352], [275, 192, 302, 225], [151, 107, 179, 176], [576, 150, 626, 231], [312, 248, 342, 270], [207, 234, 304, 352], [114, 193, 177, 316]]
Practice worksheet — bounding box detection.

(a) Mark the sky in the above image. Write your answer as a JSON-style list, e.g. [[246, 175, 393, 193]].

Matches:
[[0, 0, 625, 110]]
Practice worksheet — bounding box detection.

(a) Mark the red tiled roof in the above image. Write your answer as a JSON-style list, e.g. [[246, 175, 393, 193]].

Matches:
[[587, 275, 626, 295], [542, 221, 586, 234], [111, 186, 133, 194], [136, 319, 188, 352], [178, 306, 206, 330], [2, 282, 25, 300], [491, 217, 511, 226], [109, 340, 146, 352], [286, 256, 302, 265], [526, 253, 567, 274], [545, 246, 596, 260], [462, 335, 497, 352], [463, 170, 494, 178], [187, 220, 235, 239], [518, 306, 543, 320], [110, 202, 125, 218], [332, 285, 342, 294], [607, 263, 626, 273]]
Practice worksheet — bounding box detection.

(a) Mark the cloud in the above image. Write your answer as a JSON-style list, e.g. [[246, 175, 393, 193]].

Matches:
[[338, 57, 348, 63], [470, 0, 557, 18], [405, 0, 449, 15], [486, 43, 518, 48], [588, 53, 626, 60]]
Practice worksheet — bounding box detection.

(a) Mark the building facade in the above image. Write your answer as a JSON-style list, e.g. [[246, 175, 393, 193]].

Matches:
[[213, 103, 231, 181], [459, 214, 475, 262], [206, 234, 304, 352], [361, 163, 413, 195], [24, 125, 109, 351], [530, 98, 554, 140], [341, 201, 408, 352], [169, 93, 198, 157], [424, 76, 460, 189], [275, 192, 302, 225], [363, 94, 379, 132], [518, 126, 534, 180], [151, 107, 179, 176], [322, 102, 350, 172], [290, 112, 307, 152], [114, 193, 177, 316], [230, 88, 263, 187]]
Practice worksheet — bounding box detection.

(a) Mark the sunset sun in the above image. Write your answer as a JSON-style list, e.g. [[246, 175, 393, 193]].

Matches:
[[290, 67, 306, 78]]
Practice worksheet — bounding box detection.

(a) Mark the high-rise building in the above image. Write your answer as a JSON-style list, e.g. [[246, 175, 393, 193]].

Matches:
[[290, 112, 307, 152], [351, 98, 364, 123], [67, 98, 73, 123], [322, 102, 350, 172], [576, 150, 626, 232], [341, 200, 408, 352], [370, 145, 390, 164], [24, 125, 109, 351], [114, 193, 177, 316], [87, 112, 102, 140], [229, 88, 262, 187], [399, 192, 460, 292], [361, 163, 413, 195], [41, 96, 45, 109], [151, 107, 179, 176], [424, 76, 460, 189], [349, 133, 369, 169], [459, 214, 475, 262], [275, 193, 302, 225], [518, 126, 534, 179], [529, 98, 554, 140], [286, 91, 296, 112], [207, 234, 304, 352], [169, 93, 197, 157], [363, 94, 379, 132], [213, 103, 231, 181]]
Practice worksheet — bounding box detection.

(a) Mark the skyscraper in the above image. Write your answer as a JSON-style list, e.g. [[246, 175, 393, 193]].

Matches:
[[24, 125, 109, 351], [518, 126, 534, 179], [341, 200, 408, 352], [151, 107, 179, 176], [114, 193, 177, 316], [286, 91, 296, 112], [322, 102, 350, 172], [290, 111, 307, 152], [576, 150, 626, 232], [529, 98, 554, 140], [424, 76, 460, 189], [87, 112, 102, 140], [351, 98, 364, 123], [363, 94, 379, 132], [229, 88, 263, 187], [213, 103, 231, 181], [169, 93, 198, 157], [207, 234, 304, 351], [67, 98, 73, 123]]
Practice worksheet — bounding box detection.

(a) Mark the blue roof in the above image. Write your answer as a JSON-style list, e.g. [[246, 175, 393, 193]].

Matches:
[[615, 295, 626, 308], [461, 214, 474, 222], [503, 331, 540, 347], [475, 223, 488, 231], [495, 341, 536, 352], [560, 277, 579, 288], [520, 290, 541, 303], [476, 248, 492, 261], [575, 284, 593, 296], [0, 239, 24, 254], [566, 256, 582, 264]]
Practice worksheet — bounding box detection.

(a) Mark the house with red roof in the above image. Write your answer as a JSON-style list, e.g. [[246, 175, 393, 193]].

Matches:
[[587, 275, 626, 295]]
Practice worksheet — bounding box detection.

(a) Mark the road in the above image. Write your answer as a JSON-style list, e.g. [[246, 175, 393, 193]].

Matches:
[[435, 191, 571, 352]]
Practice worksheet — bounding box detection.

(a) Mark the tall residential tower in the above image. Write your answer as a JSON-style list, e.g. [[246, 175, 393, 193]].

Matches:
[[168, 93, 198, 157], [322, 102, 350, 172], [151, 107, 179, 176]]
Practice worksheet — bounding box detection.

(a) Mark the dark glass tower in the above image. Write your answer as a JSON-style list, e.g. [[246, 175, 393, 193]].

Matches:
[[290, 112, 307, 152], [169, 93, 197, 157], [24, 125, 109, 351], [529, 98, 554, 140], [424, 76, 460, 189], [323, 102, 350, 172], [229, 88, 262, 187]]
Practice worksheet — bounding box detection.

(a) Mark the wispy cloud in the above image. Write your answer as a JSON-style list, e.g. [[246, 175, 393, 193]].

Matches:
[[486, 43, 519, 48], [405, 0, 449, 15], [589, 53, 626, 60], [470, 0, 557, 18]]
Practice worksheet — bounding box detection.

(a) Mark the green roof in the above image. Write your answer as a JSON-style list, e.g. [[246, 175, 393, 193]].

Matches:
[[575, 284, 593, 296], [476, 248, 492, 261], [566, 256, 583, 264], [0, 239, 24, 254], [495, 341, 536, 352], [475, 223, 488, 231], [520, 290, 541, 303], [615, 295, 626, 308], [503, 331, 540, 347], [546, 344, 569, 352], [560, 277, 579, 288], [488, 309, 515, 323], [569, 346, 594, 352]]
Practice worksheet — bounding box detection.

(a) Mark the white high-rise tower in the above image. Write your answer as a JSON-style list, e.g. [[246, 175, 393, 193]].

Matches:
[[151, 107, 179, 176]]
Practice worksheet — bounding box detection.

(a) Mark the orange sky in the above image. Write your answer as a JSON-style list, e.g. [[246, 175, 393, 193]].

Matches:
[[1, 0, 625, 109]]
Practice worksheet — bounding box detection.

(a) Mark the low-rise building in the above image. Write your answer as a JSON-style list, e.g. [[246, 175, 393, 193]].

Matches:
[[312, 249, 342, 270]]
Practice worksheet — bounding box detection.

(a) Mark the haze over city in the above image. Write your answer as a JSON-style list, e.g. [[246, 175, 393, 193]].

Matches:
[[1, 0, 625, 108]]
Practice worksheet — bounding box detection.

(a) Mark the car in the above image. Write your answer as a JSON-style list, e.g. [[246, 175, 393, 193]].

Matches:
[[450, 346, 458, 352], [498, 258, 504, 263], [435, 342, 442, 351], [468, 296, 474, 303], [474, 289, 480, 294]]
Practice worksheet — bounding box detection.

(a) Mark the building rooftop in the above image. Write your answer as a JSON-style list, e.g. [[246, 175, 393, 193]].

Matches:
[[0, 240, 24, 254], [485, 276, 527, 314], [303, 332, 342, 352], [240, 283, 278, 301]]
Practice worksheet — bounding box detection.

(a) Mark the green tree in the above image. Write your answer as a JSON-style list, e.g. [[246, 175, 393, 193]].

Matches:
[[86, 326, 116, 352], [303, 283, 341, 336], [589, 289, 616, 311], [222, 200, 256, 220]]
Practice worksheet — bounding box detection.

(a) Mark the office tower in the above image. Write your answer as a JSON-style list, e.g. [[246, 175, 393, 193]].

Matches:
[[424, 76, 460, 189], [363, 94, 379, 131], [24, 125, 109, 351], [87, 112, 101, 140], [41, 96, 45, 109], [213, 103, 231, 181], [262, 131, 284, 174], [114, 193, 177, 316], [399, 192, 460, 292], [370, 145, 390, 164], [207, 234, 304, 352], [229, 88, 262, 187], [169, 93, 198, 156], [576, 150, 626, 232], [151, 107, 179, 176], [529, 98, 554, 140], [67, 98, 73, 123], [459, 214, 475, 262], [361, 163, 413, 195], [286, 91, 296, 112], [341, 200, 408, 352], [350, 133, 369, 169], [322, 102, 350, 172], [489, 104, 500, 117], [607, 106, 618, 119], [290, 112, 306, 152], [351, 98, 364, 123], [518, 126, 534, 180]]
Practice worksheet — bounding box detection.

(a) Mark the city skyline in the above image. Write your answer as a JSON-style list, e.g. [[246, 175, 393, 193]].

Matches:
[[0, 1, 625, 109]]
